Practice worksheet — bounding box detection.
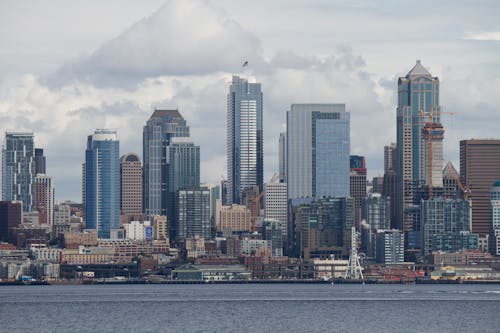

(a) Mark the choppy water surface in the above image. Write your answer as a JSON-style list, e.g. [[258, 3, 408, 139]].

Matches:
[[0, 284, 499, 332]]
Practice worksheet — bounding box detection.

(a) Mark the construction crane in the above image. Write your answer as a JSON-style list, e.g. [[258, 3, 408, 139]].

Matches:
[[250, 190, 265, 231], [419, 108, 456, 198], [445, 161, 471, 200]]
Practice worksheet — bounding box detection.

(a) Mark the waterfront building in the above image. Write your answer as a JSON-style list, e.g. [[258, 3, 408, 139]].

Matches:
[[84, 129, 120, 238], [460, 139, 500, 237], [490, 180, 500, 255], [292, 197, 354, 260], [396, 61, 441, 238], [240, 238, 271, 256], [287, 104, 350, 200], [177, 187, 211, 241], [375, 230, 405, 264], [2, 132, 35, 211], [143, 109, 190, 216], [226, 75, 263, 204], [120, 153, 142, 216], [0, 201, 22, 243], [362, 193, 391, 231], [262, 218, 286, 257], [421, 198, 477, 255]]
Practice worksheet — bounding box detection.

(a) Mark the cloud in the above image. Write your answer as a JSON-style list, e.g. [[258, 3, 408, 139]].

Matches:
[[45, 0, 263, 88], [464, 31, 500, 41]]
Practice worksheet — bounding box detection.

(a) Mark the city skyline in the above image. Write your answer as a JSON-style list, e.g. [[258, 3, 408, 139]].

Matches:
[[0, 0, 499, 201]]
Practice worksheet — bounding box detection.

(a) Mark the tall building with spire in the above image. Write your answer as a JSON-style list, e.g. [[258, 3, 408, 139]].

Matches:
[[396, 61, 441, 241], [226, 76, 263, 204], [143, 109, 190, 216]]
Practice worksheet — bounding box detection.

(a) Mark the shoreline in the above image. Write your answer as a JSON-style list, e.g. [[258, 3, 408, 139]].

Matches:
[[3, 279, 500, 286]]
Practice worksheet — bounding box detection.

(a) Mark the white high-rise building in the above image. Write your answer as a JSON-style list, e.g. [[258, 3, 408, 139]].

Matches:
[[227, 76, 263, 204], [264, 180, 287, 237]]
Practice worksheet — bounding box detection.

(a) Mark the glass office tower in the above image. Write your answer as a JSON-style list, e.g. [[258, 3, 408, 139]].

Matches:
[[85, 129, 120, 238]]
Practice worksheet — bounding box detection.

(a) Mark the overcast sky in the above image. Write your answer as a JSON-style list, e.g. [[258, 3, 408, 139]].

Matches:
[[1, 0, 499, 201]]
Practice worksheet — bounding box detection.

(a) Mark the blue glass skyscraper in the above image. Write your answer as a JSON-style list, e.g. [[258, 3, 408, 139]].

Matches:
[[287, 104, 350, 200], [85, 129, 120, 238]]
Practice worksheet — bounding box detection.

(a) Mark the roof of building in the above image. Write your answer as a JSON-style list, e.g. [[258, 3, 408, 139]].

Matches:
[[120, 153, 140, 163], [406, 60, 432, 78], [443, 161, 459, 179], [150, 109, 182, 119]]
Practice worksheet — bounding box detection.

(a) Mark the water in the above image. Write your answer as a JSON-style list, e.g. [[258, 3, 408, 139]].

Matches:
[[0, 284, 499, 332]]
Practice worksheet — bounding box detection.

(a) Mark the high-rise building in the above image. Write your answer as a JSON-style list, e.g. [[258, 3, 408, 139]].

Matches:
[[120, 153, 142, 216], [33, 174, 54, 226], [279, 132, 287, 183], [143, 109, 190, 216], [384, 143, 397, 174], [84, 129, 120, 238], [422, 122, 444, 188], [460, 139, 500, 236], [287, 104, 350, 200], [421, 198, 477, 255], [292, 197, 354, 259], [216, 201, 252, 235], [177, 187, 211, 241], [372, 176, 384, 194], [167, 139, 200, 237], [442, 161, 460, 199], [396, 61, 441, 236], [362, 193, 391, 231], [350, 155, 367, 227], [227, 75, 263, 204], [490, 180, 500, 255], [2, 132, 35, 212], [262, 218, 286, 257], [0, 201, 22, 243], [264, 180, 287, 236], [376, 230, 404, 264], [34, 148, 46, 175]]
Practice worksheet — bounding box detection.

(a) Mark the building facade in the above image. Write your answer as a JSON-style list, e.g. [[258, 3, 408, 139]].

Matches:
[[396, 61, 441, 240], [227, 75, 263, 204], [362, 193, 391, 231], [279, 132, 287, 183], [264, 180, 287, 234], [0, 201, 22, 243], [143, 109, 190, 216], [84, 129, 120, 238], [421, 198, 477, 254], [287, 104, 350, 200], [376, 230, 404, 264], [120, 153, 142, 216], [460, 139, 500, 236], [216, 201, 252, 235], [33, 174, 54, 226], [177, 188, 211, 241], [2, 132, 35, 212]]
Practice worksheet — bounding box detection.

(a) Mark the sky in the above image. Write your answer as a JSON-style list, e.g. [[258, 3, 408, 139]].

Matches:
[[0, 0, 499, 201]]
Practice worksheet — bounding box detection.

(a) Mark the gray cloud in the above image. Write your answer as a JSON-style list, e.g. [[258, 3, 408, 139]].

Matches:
[[45, 0, 263, 88]]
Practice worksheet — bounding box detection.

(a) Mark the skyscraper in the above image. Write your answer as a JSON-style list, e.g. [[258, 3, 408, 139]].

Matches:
[[396, 61, 441, 235], [227, 75, 263, 204], [287, 104, 350, 200], [0, 201, 22, 243], [279, 132, 287, 183], [177, 187, 211, 241], [120, 153, 142, 216], [2, 132, 35, 212], [265, 179, 287, 236], [85, 129, 120, 238], [143, 109, 190, 216], [490, 180, 500, 255], [34, 148, 46, 175], [167, 138, 200, 238], [460, 139, 500, 237], [350, 155, 367, 227]]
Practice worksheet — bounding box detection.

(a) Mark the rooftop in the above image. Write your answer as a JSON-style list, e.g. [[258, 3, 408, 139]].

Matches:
[[406, 60, 432, 78]]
